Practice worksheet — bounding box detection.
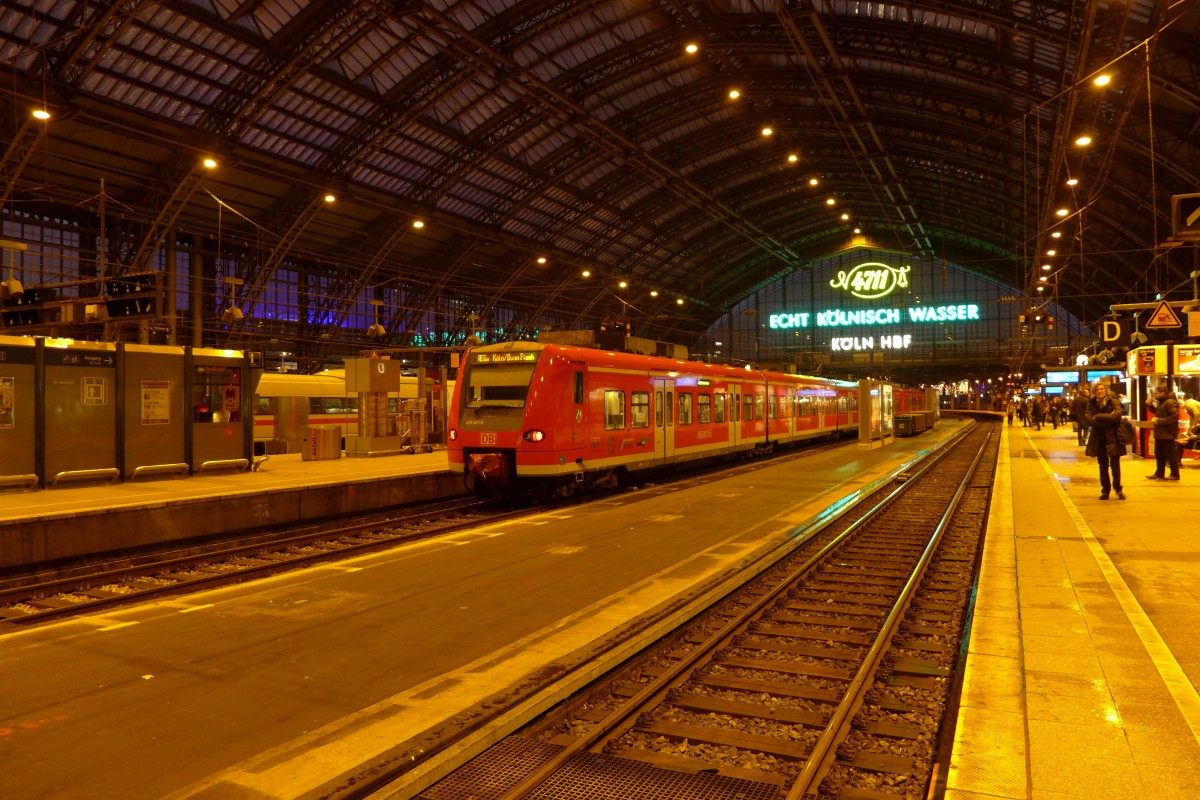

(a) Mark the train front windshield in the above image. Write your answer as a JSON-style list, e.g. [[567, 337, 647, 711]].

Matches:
[[463, 356, 538, 408]]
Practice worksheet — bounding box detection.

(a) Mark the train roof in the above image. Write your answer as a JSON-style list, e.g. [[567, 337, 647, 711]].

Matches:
[[468, 341, 859, 388]]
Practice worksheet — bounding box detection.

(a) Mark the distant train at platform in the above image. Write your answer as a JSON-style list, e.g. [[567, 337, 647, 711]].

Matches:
[[447, 341, 862, 497], [253, 370, 451, 446]]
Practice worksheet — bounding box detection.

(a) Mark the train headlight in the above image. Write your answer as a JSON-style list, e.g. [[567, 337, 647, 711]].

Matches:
[[449, 428, 458, 441], [523, 429, 546, 443]]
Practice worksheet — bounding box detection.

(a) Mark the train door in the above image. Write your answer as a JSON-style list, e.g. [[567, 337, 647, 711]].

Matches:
[[729, 383, 742, 445], [653, 377, 675, 463], [567, 364, 587, 451]]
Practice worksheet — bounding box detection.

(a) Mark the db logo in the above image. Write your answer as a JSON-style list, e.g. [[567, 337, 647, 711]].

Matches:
[[480, 432, 496, 444]]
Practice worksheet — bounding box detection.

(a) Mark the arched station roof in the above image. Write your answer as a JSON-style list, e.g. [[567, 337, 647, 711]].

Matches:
[[1, 0, 1198, 347]]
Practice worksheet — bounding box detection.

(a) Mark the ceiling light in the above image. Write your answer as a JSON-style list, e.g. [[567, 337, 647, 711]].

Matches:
[[1036, 286, 1045, 292], [537, 256, 547, 264], [1094, 74, 1111, 87], [581, 269, 591, 278], [809, 178, 819, 186], [676, 298, 684, 305], [840, 213, 849, 220], [685, 43, 699, 54], [1074, 135, 1092, 146], [412, 220, 424, 228], [323, 193, 336, 203], [1042, 264, 1052, 270], [761, 126, 773, 136], [202, 157, 218, 169], [728, 89, 740, 100], [650, 290, 658, 297], [1056, 208, 1069, 217], [32, 109, 50, 121], [825, 198, 836, 206], [1066, 178, 1078, 186], [1046, 249, 1056, 256], [787, 154, 798, 163], [1039, 276, 1048, 282], [618, 280, 628, 289], [1051, 231, 1062, 238], [853, 228, 861, 234]]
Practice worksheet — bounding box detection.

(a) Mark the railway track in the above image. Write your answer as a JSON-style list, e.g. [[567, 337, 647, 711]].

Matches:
[[362, 421, 997, 800], [0, 498, 516, 625]]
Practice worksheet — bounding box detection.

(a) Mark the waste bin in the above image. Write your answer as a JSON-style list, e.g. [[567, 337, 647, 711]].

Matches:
[[894, 416, 914, 437], [302, 425, 343, 461]]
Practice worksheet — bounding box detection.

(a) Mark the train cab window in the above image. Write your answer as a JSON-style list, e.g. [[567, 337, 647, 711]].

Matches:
[[655, 390, 663, 427], [714, 393, 726, 423], [698, 393, 711, 424], [678, 393, 693, 425], [755, 394, 765, 420], [574, 371, 585, 404], [604, 390, 626, 430], [631, 391, 650, 428], [464, 360, 537, 408], [742, 394, 754, 422]]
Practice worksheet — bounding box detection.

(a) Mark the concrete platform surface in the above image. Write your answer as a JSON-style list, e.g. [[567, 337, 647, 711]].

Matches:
[[947, 421, 1200, 800]]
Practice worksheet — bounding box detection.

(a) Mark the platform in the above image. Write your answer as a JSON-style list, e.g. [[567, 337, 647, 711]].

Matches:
[[0, 450, 462, 573], [947, 421, 1200, 799]]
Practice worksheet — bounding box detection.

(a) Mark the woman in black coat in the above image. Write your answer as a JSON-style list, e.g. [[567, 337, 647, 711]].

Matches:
[[1085, 383, 1126, 500]]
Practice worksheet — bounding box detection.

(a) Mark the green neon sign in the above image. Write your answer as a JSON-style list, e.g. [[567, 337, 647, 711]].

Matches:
[[829, 262, 911, 299]]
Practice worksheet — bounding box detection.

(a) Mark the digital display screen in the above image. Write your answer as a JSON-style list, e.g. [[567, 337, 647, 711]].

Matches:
[[1044, 386, 1064, 395], [1045, 371, 1079, 384], [473, 352, 538, 364], [1085, 369, 1123, 380]]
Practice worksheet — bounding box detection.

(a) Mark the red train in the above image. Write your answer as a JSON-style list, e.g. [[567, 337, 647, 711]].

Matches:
[[447, 341, 860, 497]]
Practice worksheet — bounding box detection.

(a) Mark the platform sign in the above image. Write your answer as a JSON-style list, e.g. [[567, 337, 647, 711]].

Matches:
[[1100, 317, 1131, 347], [1144, 300, 1183, 329], [141, 380, 171, 425], [1172, 193, 1200, 241], [0, 376, 13, 428]]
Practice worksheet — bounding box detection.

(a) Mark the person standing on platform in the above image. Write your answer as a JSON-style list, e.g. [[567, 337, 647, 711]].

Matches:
[[1006, 397, 1016, 426], [1086, 383, 1126, 500], [1146, 385, 1181, 481], [1072, 386, 1091, 446], [1031, 396, 1045, 430]]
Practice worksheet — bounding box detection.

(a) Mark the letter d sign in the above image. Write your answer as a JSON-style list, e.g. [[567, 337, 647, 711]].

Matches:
[[1101, 318, 1130, 347]]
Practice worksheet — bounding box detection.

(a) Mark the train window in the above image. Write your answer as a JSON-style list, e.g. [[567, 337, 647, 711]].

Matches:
[[604, 390, 626, 430], [666, 391, 673, 427], [755, 394, 765, 420], [768, 395, 778, 419], [742, 394, 754, 422], [631, 391, 650, 428], [574, 371, 585, 404], [698, 393, 711, 424], [732, 392, 740, 422], [464, 362, 536, 408], [655, 390, 663, 427], [714, 393, 726, 423], [678, 393, 693, 425]]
